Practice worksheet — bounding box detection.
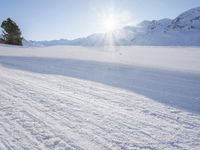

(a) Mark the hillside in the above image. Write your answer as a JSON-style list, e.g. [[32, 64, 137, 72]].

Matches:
[[25, 7, 200, 46], [0, 45, 200, 149]]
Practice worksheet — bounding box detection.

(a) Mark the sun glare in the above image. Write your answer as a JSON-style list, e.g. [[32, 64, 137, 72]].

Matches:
[[103, 15, 118, 32], [99, 9, 132, 33], [96, 8, 133, 47]]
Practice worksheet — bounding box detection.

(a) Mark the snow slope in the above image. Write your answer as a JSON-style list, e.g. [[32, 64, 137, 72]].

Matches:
[[0, 45, 200, 149]]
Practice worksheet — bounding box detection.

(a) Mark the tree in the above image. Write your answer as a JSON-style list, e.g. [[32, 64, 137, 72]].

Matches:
[[1, 18, 23, 45]]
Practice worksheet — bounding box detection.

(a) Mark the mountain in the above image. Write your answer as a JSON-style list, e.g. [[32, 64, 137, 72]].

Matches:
[[24, 7, 200, 46]]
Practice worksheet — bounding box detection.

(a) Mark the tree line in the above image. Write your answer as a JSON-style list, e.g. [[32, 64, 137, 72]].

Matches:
[[0, 18, 23, 46]]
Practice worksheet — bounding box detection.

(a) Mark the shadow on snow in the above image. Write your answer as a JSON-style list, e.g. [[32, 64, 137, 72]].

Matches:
[[0, 56, 200, 114]]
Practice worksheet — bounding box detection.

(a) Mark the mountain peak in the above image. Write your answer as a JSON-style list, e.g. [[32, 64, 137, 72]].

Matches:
[[24, 7, 200, 46], [170, 6, 200, 30]]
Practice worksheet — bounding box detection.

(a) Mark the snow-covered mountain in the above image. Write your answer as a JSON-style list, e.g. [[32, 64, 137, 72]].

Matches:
[[24, 7, 200, 46]]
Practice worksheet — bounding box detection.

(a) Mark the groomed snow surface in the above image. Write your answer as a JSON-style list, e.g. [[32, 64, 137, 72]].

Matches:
[[0, 45, 200, 150]]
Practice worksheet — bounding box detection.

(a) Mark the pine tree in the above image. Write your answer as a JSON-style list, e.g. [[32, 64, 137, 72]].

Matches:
[[1, 18, 23, 45]]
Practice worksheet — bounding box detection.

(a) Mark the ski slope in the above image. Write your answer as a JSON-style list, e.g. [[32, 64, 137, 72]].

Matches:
[[0, 45, 200, 150]]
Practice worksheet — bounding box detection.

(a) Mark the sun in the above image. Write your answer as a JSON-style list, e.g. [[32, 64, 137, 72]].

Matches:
[[99, 10, 132, 33], [96, 8, 133, 47], [95, 5, 133, 34], [103, 15, 118, 32]]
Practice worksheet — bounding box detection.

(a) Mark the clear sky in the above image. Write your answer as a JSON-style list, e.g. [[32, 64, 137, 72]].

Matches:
[[0, 0, 200, 41]]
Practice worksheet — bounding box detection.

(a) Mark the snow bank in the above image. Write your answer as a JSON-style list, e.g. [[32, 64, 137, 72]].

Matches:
[[0, 45, 200, 73]]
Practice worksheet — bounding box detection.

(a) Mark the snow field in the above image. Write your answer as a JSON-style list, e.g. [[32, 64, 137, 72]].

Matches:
[[0, 45, 200, 149]]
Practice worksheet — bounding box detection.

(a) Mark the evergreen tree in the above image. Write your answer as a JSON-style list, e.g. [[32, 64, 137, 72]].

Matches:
[[1, 18, 23, 45]]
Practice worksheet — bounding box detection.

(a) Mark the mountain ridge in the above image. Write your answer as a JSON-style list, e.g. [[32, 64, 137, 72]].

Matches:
[[24, 7, 200, 46]]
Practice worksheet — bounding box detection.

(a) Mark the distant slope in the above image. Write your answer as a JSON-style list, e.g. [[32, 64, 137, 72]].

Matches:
[[24, 7, 200, 46]]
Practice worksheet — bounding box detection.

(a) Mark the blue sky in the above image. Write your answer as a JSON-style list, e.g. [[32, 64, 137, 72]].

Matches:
[[1, 0, 200, 40]]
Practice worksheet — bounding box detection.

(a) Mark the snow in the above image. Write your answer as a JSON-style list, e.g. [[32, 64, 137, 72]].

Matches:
[[0, 45, 200, 149], [24, 7, 200, 46], [170, 7, 200, 31]]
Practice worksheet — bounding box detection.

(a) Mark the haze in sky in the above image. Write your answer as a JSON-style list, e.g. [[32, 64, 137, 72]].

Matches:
[[1, 0, 200, 40]]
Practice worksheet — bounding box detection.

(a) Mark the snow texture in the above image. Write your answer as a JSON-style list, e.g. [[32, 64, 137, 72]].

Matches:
[[0, 45, 200, 150]]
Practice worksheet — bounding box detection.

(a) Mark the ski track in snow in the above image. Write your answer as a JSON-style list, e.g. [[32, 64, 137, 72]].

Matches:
[[0, 46, 200, 150], [0, 64, 200, 150]]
